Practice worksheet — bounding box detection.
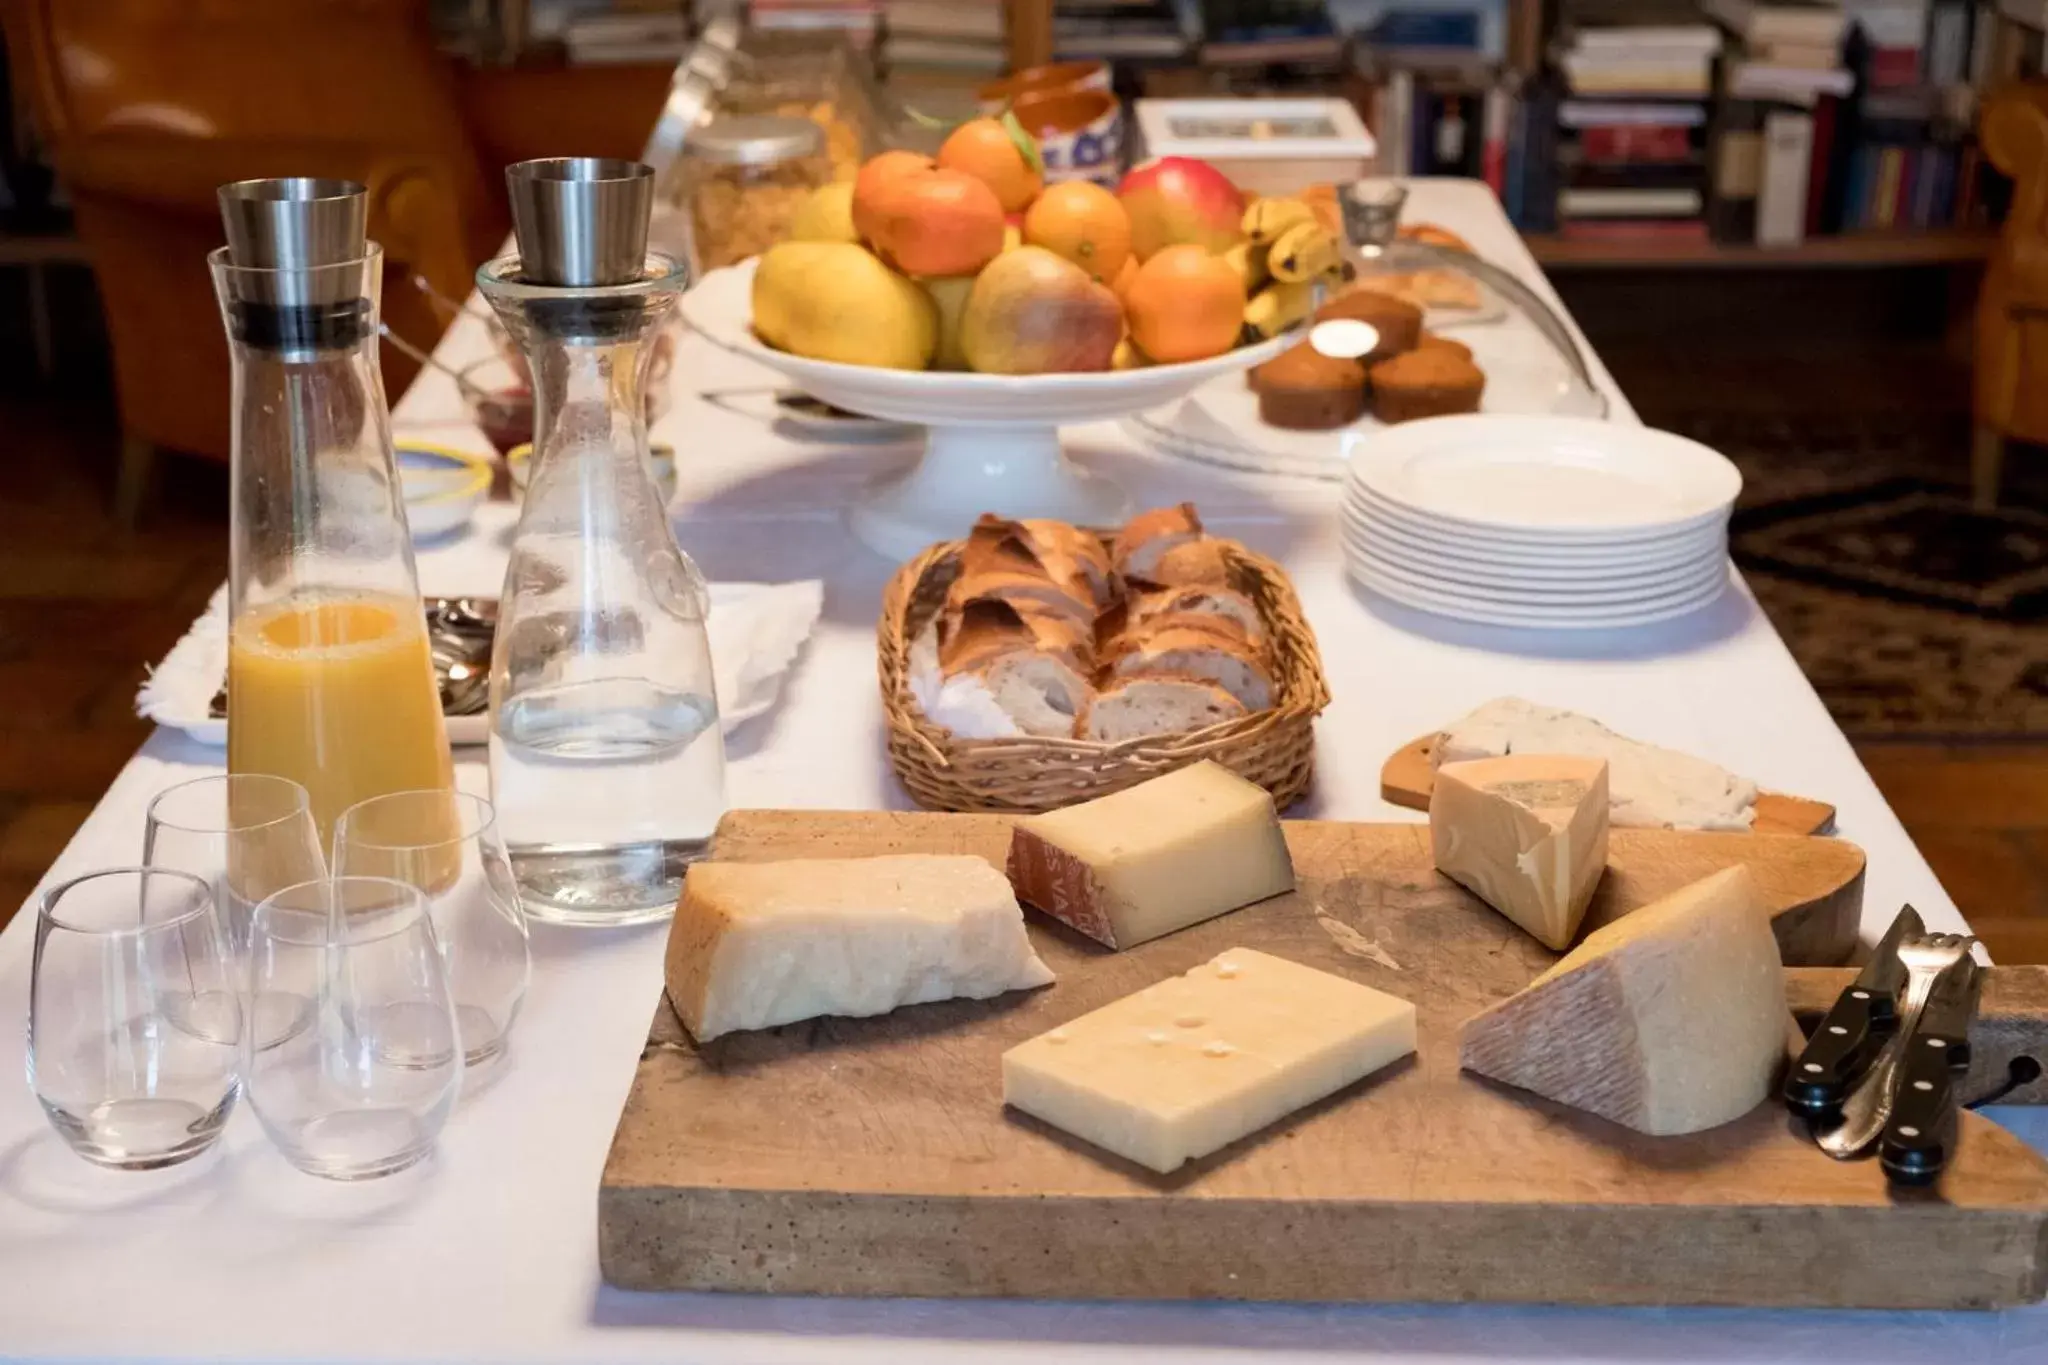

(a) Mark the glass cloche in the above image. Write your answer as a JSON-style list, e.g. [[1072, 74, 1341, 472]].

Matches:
[[1125, 180, 1609, 481]]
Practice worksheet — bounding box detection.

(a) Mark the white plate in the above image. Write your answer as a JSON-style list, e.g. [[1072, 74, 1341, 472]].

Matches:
[[1345, 482, 1730, 551], [1348, 553, 1730, 615], [1340, 501, 1726, 574], [1347, 415, 1742, 536], [398, 444, 492, 541], [1343, 536, 1728, 605], [1347, 561, 1731, 629], [1340, 531, 1727, 600]]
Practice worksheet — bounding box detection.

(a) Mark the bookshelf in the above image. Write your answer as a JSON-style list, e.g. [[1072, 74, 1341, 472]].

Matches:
[[1526, 224, 1998, 265]]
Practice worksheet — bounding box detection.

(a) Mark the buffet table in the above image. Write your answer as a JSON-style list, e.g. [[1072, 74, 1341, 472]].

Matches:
[[3, 179, 2044, 1361]]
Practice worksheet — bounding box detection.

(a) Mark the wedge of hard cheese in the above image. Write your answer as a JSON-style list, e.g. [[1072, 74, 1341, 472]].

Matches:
[[1005, 761, 1294, 949], [1431, 754, 1610, 950], [1459, 865, 1785, 1136], [1003, 948, 1416, 1173], [666, 855, 1054, 1042]]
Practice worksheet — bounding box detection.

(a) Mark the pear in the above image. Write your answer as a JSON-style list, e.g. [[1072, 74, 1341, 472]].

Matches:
[[752, 243, 935, 371]]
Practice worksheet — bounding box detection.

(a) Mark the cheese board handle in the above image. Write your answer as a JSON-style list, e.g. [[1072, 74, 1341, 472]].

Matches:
[[1787, 965, 2048, 1107]]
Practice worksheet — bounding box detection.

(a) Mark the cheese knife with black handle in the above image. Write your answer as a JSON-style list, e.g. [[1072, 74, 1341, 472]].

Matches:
[[1784, 905, 1924, 1119], [1879, 955, 1982, 1188]]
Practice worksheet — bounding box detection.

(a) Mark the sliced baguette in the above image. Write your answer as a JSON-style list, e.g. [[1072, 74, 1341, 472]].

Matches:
[[1128, 584, 1265, 645], [1107, 623, 1275, 711], [976, 652, 1093, 737], [963, 516, 1102, 610], [939, 597, 1094, 676], [1017, 519, 1113, 606], [1113, 504, 1204, 584], [944, 565, 1096, 630], [1146, 538, 1234, 588], [1080, 675, 1247, 741]]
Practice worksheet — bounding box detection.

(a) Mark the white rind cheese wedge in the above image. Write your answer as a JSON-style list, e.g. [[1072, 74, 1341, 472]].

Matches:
[[1431, 754, 1610, 950], [1003, 947, 1417, 1173], [1459, 865, 1786, 1136], [1435, 696, 1759, 831], [1005, 761, 1294, 950], [665, 855, 1055, 1042]]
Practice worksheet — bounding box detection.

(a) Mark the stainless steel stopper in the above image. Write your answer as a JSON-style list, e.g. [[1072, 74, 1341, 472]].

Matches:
[[505, 157, 654, 288], [218, 178, 367, 270]]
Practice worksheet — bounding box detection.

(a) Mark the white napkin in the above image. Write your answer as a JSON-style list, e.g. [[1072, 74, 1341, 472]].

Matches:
[[138, 581, 824, 747]]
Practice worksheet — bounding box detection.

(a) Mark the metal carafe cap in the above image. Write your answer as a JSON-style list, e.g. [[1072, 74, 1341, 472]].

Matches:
[[505, 158, 653, 288], [218, 177, 367, 270]]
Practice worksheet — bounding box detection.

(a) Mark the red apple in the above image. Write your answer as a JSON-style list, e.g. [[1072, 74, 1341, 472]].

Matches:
[[1117, 157, 1244, 261]]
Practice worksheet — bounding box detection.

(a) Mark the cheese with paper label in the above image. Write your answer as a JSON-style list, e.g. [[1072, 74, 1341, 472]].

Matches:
[[1430, 754, 1610, 950], [665, 855, 1054, 1042], [1002, 948, 1416, 1173], [1458, 865, 1786, 1136], [1005, 761, 1294, 949]]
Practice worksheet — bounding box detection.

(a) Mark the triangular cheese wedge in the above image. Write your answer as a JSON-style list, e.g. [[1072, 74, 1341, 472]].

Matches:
[[1458, 865, 1786, 1136], [1430, 755, 1609, 950]]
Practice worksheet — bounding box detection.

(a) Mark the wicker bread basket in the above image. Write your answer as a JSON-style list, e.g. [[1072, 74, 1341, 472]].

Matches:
[[878, 534, 1330, 813]]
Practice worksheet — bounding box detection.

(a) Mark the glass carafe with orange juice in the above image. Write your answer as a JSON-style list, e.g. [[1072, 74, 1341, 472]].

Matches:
[[211, 178, 453, 844]]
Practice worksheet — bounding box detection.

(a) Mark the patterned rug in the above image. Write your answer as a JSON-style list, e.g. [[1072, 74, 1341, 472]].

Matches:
[[1671, 412, 2048, 740]]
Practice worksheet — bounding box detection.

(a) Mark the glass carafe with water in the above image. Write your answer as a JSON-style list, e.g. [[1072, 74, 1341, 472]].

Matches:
[[478, 158, 725, 927], [212, 178, 454, 845]]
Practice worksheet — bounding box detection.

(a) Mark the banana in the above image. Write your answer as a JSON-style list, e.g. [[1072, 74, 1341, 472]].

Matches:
[[1222, 240, 1270, 293], [1267, 221, 1342, 283], [1112, 335, 1150, 370], [1244, 279, 1316, 338], [1241, 196, 1318, 246]]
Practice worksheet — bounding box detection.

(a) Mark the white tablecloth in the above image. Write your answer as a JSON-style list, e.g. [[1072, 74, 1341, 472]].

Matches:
[[4, 179, 2044, 1363]]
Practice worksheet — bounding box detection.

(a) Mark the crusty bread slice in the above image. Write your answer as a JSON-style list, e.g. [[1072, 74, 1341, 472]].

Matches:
[[939, 597, 1093, 676], [1113, 504, 1204, 584], [1108, 624, 1275, 711], [1128, 584, 1265, 645], [945, 565, 1096, 630], [1146, 538, 1234, 588], [978, 652, 1093, 738], [1081, 675, 1247, 742], [1017, 519, 1113, 606], [963, 516, 1102, 610]]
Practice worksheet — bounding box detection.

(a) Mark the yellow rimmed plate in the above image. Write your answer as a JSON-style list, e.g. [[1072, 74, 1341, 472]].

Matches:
[[397, 443, 493, 539]]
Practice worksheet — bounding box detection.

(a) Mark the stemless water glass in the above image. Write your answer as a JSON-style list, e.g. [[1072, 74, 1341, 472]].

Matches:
[[332, 790, 530, 1066], [244, 877, 462, 1180], [28, 868, 241, 1169], [145, 772, 327, 1050]]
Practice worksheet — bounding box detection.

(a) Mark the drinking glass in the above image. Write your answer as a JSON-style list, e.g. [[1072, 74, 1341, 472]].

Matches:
[[145, 773, 327, 1051], [332, 790, 530, 1066], [28, 868, 241, 1169], [244, 877, 462, 1180]]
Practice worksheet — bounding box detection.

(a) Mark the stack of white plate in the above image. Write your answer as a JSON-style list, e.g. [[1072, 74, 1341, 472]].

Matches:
[[1340, 415, 1743, 630]]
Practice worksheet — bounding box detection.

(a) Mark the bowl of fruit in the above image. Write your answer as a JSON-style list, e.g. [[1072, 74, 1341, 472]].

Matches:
[[678, 118, 1345, 560]]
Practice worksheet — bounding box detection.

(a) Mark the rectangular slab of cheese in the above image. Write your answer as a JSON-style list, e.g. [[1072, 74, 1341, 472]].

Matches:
[[1005, 761, 1294, 949], [1002, 948, 1416, 1173], [666, 855, 1054, 1042], [1430, 754, 1610, 950]]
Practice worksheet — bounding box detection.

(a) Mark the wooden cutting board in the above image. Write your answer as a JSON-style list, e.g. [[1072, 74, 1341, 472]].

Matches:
[[599, 811, 2048, 1310], [1381, 733, 1839, 836]]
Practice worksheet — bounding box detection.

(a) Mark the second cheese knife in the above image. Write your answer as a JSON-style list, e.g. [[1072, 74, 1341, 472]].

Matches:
[[1785, 905, 1924, 1119], [1880, 955, 1982, 1187]]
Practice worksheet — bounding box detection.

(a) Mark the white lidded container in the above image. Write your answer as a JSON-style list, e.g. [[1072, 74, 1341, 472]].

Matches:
[[1132, 97, 1377, 196]]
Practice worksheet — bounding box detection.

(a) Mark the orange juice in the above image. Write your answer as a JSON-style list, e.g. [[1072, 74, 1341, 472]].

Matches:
[[227, 590, 454, 843]]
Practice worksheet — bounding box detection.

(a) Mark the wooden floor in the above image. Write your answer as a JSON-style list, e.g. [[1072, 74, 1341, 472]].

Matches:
[[3, 267, 2047, 961]]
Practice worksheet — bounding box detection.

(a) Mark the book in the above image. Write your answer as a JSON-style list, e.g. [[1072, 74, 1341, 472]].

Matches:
[[1569, 24, 1724, 51], [1560, 54, 1714, 94], [1725, 61, 1857, 100], [1481, 84, 1510, 193], [1571, 122, 1702, 163], [1559, 184, 1705, 216], [1757, 108, 1814, 244], [887, 0, 1004, 39], [1559, 100, 1709, 127], [1709, 97, 1766, 240], [1754, 39, 1844, 65], [1804, 93, 1838, 236], [1702, 0, 1849, 46]]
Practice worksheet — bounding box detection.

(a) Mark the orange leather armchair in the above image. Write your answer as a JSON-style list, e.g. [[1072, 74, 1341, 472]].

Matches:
[[0, 0, 506, 519], [1974, 79, 2048, 507]]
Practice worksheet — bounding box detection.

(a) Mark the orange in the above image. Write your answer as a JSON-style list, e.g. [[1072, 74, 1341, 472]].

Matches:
[[1109, 254, 1139, 304], [851, 150, 936, 247], [1121, 244, 1246, 364], [865, 167, 1007, 278], [1022, 181, 1132, 284], [936, 117, 1044, 214]]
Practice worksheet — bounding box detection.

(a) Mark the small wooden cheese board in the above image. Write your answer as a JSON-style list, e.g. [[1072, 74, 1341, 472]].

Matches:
[[600, 810, 2048, 1310], [1381, 732, 1839, 836]]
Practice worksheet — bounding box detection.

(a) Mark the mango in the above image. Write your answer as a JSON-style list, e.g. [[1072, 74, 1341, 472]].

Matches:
[[787, 182, 858, 244], [961, 246, 1121, 375], [752, 243, 936, 371]]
